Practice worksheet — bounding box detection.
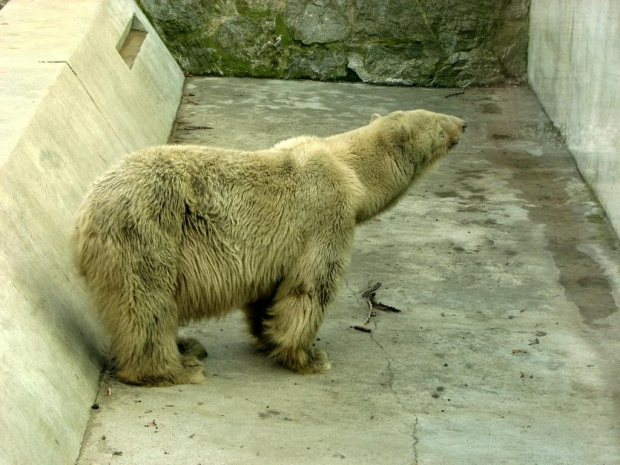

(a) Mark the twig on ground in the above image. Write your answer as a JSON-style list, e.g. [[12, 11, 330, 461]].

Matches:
[[353, 282, 402, 333], [362, 282, 382, 299], [179, 125, 213, 130], [373, 302, 402, 313], [365, 298, 375, 324]]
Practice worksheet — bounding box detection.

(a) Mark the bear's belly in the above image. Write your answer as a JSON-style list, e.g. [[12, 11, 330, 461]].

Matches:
[[175, 237, 291, 323]]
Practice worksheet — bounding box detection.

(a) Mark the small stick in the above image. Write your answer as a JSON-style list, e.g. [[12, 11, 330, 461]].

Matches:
[[352, 325, 372, 333], [180, 125, 214, 130], [373, 302, 402, 313], [362, 282, 382, 299], [444, 91, 465, 99], [365, 299, 375, 324]]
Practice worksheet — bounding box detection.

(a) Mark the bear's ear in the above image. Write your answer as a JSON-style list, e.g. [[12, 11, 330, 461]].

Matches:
[[370, 114, 382, 123]]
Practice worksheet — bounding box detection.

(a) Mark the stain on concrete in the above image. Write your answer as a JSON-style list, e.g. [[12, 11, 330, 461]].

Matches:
[[480, 103, 502, 114], [39, 148, 62, 170], [462, 185, 486, 194], [455, 169, 486, 182], [489, 145, 618, 325], [457, 205, 485, 213], [587, 214, 605, 224], [258, 409, 281, 419], [435, 190, 460, 198], [518, 121, 564, 142]]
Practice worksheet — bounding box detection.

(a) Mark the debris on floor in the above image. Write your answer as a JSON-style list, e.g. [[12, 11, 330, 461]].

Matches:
[[357, 282, 403, 328]]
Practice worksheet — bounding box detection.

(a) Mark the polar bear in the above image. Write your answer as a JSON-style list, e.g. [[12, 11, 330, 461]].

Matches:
[[73, 110, 466, 386]]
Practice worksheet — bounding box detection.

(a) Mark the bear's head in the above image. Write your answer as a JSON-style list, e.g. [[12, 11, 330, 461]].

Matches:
[[370, 110, 466, 172]]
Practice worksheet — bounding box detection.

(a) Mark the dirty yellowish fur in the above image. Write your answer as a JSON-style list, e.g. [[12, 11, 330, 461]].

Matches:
[[73, 110, 466, 386]]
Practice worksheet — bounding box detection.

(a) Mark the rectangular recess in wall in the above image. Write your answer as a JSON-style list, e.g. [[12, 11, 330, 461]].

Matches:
[[117, 15, 148, 69]]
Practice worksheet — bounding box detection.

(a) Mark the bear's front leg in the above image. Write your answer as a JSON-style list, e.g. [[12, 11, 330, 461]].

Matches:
[[263, 289, 332, 373], [261, 245, 348, 373]]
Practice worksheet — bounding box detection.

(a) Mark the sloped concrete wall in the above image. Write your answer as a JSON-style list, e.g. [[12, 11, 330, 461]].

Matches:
[[0, 1, 183, 463], [528, 0, 620, 237]]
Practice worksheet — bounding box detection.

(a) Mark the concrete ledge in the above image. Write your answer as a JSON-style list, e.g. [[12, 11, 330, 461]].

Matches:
[[0, 1, 183, 463]]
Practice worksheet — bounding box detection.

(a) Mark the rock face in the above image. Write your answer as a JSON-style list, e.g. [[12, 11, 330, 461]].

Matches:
[[136, 0, 530, 86]]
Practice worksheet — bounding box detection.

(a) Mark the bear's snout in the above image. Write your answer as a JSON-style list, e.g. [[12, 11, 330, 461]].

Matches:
[[444, 117, 466, 148]]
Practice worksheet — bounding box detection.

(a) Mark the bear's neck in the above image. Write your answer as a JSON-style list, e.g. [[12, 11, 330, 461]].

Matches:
[[326, 127, 415, 224]]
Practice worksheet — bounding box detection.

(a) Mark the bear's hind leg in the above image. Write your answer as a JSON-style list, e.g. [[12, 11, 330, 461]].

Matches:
[[115, 334, 207, 387], [109, 295, 207, 386], [243, 297, 275, 352]]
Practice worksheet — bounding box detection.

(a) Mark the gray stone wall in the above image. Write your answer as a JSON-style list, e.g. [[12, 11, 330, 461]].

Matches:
[[137, 0, 530, 86]]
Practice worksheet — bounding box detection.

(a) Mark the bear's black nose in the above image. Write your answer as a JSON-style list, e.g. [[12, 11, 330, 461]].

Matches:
[[462, 121, 468, 131]]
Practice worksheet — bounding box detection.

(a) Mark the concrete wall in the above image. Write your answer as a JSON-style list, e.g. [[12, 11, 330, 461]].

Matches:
[[529, 0, 620, 236], [0, 1, 184, 463]]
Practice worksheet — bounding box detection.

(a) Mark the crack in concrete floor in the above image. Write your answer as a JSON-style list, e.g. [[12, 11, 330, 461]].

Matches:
[[369, 329, 420, 464]]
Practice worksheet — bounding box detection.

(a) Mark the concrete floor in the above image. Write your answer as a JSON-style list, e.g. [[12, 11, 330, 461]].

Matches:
[[78, 78, 620, 465]]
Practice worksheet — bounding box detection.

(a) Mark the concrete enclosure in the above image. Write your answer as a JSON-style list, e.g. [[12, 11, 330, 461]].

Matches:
[[1, 0, 619, 464], [529, 0, 620, 236], [77, 78, 620, 465], [0, 0, 183, 464]]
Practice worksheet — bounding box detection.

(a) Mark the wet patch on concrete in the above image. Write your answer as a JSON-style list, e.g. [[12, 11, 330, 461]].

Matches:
[[480, 103, 503, 114], [258, 409, 287, 420], [587, 213, 605, 225], [434, 190, 460, 198], [456, 205, 485, 213], [455, 169, 487, 182], [489, 144, 618, 326], [462, 185, 486, 194], [518, 121, 565, 144], [490, 133, 512, 141]]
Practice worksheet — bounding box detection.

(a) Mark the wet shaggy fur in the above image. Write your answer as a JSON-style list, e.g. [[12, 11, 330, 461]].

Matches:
[[73, 110, 466, 386]]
